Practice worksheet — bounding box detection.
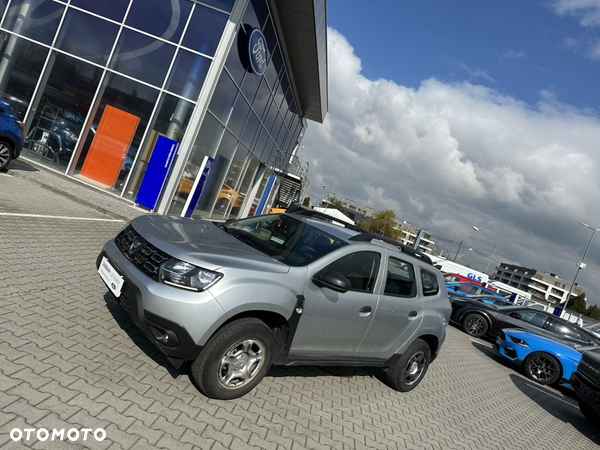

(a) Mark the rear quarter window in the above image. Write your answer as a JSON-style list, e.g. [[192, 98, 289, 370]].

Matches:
[[421, 270, 439, 296]]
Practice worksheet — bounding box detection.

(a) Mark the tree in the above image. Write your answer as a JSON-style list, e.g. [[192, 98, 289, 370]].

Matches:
[[362, 210, 403, 240], [586, 304, 600, 321], [302, 196, 311, 207], [566, 292, 587, 314]]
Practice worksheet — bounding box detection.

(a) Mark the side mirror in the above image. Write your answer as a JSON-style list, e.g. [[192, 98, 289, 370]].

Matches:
[[453, 286, 460, 292], [313, 270, 351, 293], [509, 312, 521, 319]]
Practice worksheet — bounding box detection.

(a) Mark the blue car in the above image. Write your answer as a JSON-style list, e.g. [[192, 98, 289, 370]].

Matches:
[[494, 328, 597, 387], [0, 98, 24, 170], [446, 282, 505, 299]]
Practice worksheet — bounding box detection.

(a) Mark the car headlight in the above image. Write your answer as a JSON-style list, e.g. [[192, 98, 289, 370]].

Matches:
[[509, 336, 529, 347], [160, 259, 222, 291]]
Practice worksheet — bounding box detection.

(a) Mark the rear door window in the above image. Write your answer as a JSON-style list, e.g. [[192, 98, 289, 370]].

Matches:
[[384, 257, 416, 297]]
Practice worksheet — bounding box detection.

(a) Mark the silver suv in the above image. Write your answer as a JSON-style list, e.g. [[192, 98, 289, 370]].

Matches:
[[97, 207, 451, 399]]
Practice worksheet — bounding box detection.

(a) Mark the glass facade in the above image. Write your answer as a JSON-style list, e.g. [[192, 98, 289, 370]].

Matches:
[[0, 0, 306, 220], [170, 0, 304, 219]]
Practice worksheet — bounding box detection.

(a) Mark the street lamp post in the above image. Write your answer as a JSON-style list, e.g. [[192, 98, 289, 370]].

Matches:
[[564, 222, 600, 304], [323, 180, 337, 209], [485, 242, 498, 274], [466, 226, 480, 267]]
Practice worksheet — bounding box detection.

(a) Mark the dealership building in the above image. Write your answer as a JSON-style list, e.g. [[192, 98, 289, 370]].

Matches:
[[0, 0, 327, 219]]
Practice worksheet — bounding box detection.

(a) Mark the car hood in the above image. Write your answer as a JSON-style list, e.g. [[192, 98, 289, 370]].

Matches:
[[131, 215, 290, 273]]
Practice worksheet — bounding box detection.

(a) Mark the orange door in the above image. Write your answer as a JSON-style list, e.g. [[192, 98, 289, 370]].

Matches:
[[81, 105, 140, 188]]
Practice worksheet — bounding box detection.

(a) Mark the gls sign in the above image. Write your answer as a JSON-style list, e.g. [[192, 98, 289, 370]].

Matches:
[[248, 28, 268, 75], [467, 273, 483, 283]]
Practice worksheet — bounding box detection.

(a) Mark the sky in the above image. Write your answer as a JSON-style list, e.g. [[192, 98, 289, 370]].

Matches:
[[301, 0, 600, 307]]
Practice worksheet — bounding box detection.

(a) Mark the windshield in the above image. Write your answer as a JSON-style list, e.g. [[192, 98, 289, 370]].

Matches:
[[225, 214, 347, 266]]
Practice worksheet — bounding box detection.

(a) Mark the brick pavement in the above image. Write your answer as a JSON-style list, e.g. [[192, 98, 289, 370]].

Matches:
[[1, 174, 599, 449]]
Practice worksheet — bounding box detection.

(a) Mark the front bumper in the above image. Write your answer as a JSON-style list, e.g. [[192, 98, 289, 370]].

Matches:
[[494, 337, 522, 364], [97, 240, 226, 367], [572, 372, 600, 415]]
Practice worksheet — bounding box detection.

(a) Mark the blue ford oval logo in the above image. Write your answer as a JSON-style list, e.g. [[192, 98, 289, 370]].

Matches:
[[248, 28, 268, 76]]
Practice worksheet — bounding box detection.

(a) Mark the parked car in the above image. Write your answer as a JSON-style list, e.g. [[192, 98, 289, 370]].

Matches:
[[584, 322, 600, 339], [450, 293, 513, 308], [451, 302, 600, 344], [0, 98, 24, 170], [494, 328, 597, 387], [446, 282, 505, 299], [571, 348, 600, 422], [444, 273, 486, 287], [97, 209, 451, 399]]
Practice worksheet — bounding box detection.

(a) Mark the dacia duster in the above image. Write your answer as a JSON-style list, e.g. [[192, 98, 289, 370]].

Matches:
[[97, 207, 451, 399]]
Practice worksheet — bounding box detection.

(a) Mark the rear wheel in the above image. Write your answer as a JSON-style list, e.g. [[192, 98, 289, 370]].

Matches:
[[523, 352, 561, 385], [385, 339, 431, 392], [0, 141, 12, 170], [462, 313, 489, 338], [191, 318, 275, 400]]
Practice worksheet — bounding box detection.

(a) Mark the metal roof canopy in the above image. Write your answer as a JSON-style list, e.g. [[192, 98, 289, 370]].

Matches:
[[272, 0, 328, 123]]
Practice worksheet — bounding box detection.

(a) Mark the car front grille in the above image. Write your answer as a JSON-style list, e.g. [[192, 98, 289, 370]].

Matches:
[[115, 225, 171, 281], [578, 353, 600, 386]]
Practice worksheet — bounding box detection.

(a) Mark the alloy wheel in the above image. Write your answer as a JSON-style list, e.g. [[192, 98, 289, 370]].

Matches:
[[528, 355, 557, 382], [404, 350, 426, 385], [217, 338, 265, 389], [0, 143, 10, 168]]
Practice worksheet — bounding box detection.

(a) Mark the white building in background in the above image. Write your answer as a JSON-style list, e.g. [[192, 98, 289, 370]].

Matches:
[[395, 221, 435, 255], [493, 263, 584, 305]]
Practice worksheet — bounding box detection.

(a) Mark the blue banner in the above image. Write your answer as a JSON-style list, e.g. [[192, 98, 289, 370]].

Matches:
[[184, 156, 214, 218], [135, 136, 179, 211], [256, 175, 277, 216]]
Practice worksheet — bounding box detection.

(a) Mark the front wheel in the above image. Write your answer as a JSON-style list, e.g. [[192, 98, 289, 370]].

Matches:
[[462, 313, 489, 338], [578, 399, 600, 422], [191, 318, 275, 400], [523, 352, 561, 386], [385, 339, 431, 392]]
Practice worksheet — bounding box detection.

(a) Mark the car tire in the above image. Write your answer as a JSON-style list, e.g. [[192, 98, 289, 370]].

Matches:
[[191, 318, 275, 400], [215, 198, 229, 212], [578, 399, 600, 422], [462, 313, 489, 338], [0, 140, 12, 170], [385, 339, 431, 392], [523, 352, 561, 386]]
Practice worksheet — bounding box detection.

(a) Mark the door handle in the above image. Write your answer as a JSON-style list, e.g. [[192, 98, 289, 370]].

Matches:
[[408, 310, 418, 320], [359, 306, 372, 317]]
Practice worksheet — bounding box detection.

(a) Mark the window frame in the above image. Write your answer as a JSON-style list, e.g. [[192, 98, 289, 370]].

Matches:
[[321, 251, 381, 294], [383, 256, 416, 298], [421, 269, 439, 297]]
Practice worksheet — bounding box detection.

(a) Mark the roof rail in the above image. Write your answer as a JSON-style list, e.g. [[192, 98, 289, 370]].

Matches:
[[349, 233, 433, 265], [286, 203, 366, 233]]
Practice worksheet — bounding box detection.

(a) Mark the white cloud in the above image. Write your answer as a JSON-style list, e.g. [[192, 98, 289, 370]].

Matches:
[[502, 49, 525, 60], [552, 0, 600, 27], [302, 28, 600, 305]]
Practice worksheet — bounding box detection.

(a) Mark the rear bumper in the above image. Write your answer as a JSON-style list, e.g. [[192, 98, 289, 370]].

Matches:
[[572, 372, 600, 415]]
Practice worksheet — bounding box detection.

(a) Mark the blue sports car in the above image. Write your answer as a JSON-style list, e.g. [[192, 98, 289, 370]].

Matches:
[[446, 282, 505, 299], [494, 328, 598, 387]]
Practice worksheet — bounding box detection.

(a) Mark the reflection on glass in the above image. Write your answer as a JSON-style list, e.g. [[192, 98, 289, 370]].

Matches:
[[124, 93, 194, 201], [71, 0, 129, 22], [165, 50, 210, 101], [208, 70, 237, 124], [227, 94, 250, 137], [127, 0, 192, 43], [192, 130, 238, 218], [241, 110, 260, 149], [3, 0, 64, 44], [226, 26, 249, 86], [213, 143, 250, 219], [111, 29, 176, 88], [0, 32, 48, 120], [23, 53, 102, 172], [169, 112, 224, 215], [72, 73, 159, 193], [56, 9, 119, 65], [252, 78, 270, 120], [229, 155, 260, 219], [182, 5, 228, 57], [262, 16, 277, 53], [202, 0, 236, 13], [242, 0, 269, 31]]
